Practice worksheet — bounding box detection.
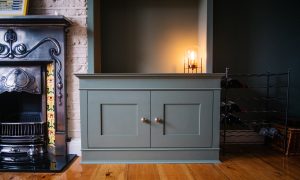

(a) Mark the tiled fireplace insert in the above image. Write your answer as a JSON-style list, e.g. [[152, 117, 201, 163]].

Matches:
[[0, 16, 76, 172]]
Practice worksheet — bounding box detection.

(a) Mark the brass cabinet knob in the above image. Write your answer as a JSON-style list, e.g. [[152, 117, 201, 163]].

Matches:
[[154, 118, 163, 124], [140, 117, 149, 123]]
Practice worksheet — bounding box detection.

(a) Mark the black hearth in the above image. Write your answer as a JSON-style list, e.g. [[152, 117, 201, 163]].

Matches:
[[0, 16, 76, 172]]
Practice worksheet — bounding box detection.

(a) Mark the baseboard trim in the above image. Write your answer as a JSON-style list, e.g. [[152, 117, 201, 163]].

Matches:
[[81, 148, 219, 164], [68, 138, 81, 156], [81, 160, 221, 164]]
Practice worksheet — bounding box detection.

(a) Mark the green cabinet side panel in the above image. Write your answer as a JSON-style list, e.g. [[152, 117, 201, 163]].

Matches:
[[80, 90, 88, 149], [212, 90, 221, 148]]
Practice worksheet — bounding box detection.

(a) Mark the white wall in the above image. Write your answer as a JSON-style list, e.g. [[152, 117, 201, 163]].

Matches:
[[30, 0, 88, 155]]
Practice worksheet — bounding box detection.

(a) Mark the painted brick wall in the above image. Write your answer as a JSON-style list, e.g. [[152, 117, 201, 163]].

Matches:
[[29, 0, 88, 155]]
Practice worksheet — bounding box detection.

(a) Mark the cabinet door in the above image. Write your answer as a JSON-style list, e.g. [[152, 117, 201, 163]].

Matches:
[[87, 91, 150, 148], [151, 91, 213, 148]]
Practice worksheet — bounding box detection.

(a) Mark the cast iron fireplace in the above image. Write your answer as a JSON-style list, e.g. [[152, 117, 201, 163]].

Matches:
[[0, 66, 46, 163], [0, 16, 76, 172]]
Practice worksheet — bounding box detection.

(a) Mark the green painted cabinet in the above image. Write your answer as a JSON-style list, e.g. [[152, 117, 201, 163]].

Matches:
[[76, 74, 223, 163]]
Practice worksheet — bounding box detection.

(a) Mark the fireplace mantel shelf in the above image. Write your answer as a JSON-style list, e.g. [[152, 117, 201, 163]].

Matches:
[[0, 15, 71, 27]]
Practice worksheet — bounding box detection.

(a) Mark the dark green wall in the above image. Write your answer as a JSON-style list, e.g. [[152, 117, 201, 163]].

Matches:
[[213, 0, 300, 117]]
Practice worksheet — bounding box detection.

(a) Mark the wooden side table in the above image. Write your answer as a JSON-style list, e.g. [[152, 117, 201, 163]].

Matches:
[[272, 124, 300, 155]]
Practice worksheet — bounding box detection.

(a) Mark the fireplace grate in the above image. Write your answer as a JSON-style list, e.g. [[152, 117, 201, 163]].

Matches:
[[0, 122, 46, 137]]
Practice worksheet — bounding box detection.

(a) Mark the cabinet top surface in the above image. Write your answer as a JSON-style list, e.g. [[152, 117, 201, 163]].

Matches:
[[75, 73, 224, 79]]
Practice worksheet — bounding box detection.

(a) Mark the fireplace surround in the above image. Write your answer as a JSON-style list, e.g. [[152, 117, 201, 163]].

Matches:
[[0, 16, 76, 172]]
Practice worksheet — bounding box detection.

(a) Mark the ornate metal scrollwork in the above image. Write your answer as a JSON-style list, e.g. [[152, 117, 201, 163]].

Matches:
[[0, 67, 41, 94], [0, 29, 64, 105]]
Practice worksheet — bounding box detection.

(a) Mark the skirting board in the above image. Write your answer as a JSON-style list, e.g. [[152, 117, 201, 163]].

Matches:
[[81, 148, 220, 164], [68, 138, 82, 156]]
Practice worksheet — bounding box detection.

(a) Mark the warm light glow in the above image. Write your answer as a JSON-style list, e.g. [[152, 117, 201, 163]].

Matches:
[[186, 49, 198, 67], [184, 47, 202, 73], [188, 50, 197, 61]]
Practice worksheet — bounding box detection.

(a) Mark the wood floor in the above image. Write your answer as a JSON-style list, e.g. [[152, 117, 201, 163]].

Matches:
[[1, 145, 300, 180]]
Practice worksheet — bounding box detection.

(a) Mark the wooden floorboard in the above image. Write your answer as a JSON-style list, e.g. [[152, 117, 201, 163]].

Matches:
[[156, 164, 194, 180], [128, 164, 160, 180], [1, 146, 300, 180], [251, 150, 300, 179], [220, 154, 292, 180], [188, 164, 229, 180]]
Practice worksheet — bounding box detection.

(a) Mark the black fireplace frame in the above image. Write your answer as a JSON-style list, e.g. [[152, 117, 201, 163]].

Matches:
[[0, 16, 76, 172]]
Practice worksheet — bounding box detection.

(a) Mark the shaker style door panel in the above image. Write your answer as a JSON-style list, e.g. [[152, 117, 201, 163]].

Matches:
[[87, 91, 150, 148], [151, 91, 213, 148]]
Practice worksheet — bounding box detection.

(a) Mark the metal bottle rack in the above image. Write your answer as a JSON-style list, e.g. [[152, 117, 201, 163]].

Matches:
[[221, 68, 290, 152]]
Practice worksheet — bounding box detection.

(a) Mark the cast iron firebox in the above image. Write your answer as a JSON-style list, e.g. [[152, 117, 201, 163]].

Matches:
[[0, 16, 76, 172]]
